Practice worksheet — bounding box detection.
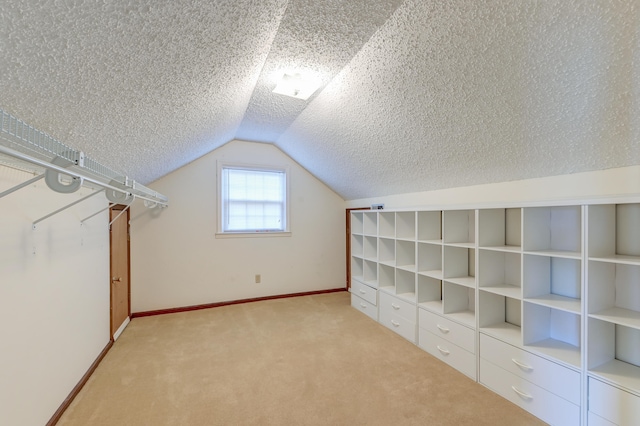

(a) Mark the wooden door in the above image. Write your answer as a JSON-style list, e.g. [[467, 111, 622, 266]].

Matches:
[[110, 206, 130, 340], [346, 207, 370, 290]]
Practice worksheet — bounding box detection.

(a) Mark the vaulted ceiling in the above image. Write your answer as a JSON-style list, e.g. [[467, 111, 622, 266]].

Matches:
[[1, 1, 638, 200]]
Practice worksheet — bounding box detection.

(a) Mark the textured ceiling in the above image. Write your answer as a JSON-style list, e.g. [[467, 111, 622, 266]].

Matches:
[[1, 1, 639, 200]]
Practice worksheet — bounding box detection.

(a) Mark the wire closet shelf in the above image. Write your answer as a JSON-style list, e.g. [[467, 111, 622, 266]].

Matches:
[[0, 108, 168, 208]]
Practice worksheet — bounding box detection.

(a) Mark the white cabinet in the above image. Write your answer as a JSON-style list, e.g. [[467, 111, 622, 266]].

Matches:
[[480, 334, 580, 405], [379, 291, 416, 342], [349, 202, 640, 425], [351, 292, 377, 321], [418, 308, 476, 379], [480, 358, 580, 426], [588, 378, 640, 426]]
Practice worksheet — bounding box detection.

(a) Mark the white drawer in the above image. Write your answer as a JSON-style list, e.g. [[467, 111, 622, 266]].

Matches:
[[589, 377, 640, 426], [351, 280, 377, 306], [480, 359, 580, 426], [480, 333, 580, 405], [587, 411, 616, 426], [419, 328, 476, 380], [379, 306, 416, 342], [419, 309, 475, 354], [351, 293, 377, 321], [379, 291, 416, 323]]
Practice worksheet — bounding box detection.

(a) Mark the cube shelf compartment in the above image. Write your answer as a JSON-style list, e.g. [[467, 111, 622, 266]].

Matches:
[[523, 206, 582, 258], [479, 290, 522, 346], [351, 212, 364, 235], [417, 275, 443, 314], [378, 264, 395, 293], [396, 211, 416, 240], [363, 259, 378, 287], [396, 240, 416, 271], [589, 203, 640, 264], [395, 268, 416, 302], [443, 210, 475, 247], [443, 246, 475, 288], [418, 210, 442, 243], [523, 302, 581, 368], [351, 257, 363, 283], [351, 234, 364, 258], [478, 249, 521, 299], [418, 242, 443, 279], [443, 281, 476, 328], [523, 255, 581, 314], [588, 261, 640, 329], [378, 237, 395, 266], [363, 212, 378, 236], [379, 212, 395, 238], [363, 236, 377, 261], [588, 318, 640, 393], [478, 208, 522, 252]]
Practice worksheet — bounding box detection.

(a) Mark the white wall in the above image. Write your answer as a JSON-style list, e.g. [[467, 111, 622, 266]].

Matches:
[[130, 140, 346, 313], [0, 166, 110, 426], [347, 165, 640, 209]]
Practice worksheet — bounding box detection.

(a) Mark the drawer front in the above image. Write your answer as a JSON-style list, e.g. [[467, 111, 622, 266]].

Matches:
[[419, 309, 475, 353], [419, 329, 476, 380], [480, 334, 580, 405], [379, 291, 416, 322], [480, 359, 580, 426], [351, 280, 377, 306], [589, 377, 640, 425], [587, 412, 616, 426], [351, 293, 377, 321], [379, 305, 416, 342]]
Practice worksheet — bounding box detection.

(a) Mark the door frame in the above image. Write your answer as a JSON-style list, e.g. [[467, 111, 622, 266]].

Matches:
[[346, 207, 370, 290], [109, 205, 131, 341]]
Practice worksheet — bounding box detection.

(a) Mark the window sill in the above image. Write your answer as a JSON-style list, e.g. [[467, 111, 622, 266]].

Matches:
[[215, 231, 292, 239]]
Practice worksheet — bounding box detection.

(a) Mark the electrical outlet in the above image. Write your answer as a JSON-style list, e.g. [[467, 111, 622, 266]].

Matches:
[[255, 274, 261, 284]]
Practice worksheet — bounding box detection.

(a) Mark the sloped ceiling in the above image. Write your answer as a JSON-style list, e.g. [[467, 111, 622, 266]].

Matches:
[[1, 0, 638, 201]]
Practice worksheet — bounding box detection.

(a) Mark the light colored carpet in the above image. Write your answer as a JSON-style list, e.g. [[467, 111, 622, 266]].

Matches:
[[57, 292, 545, 425]]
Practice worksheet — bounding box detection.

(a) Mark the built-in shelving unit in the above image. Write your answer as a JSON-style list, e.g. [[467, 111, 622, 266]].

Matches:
[[350, 201, 640, 425], [587, 203, 640, 399]]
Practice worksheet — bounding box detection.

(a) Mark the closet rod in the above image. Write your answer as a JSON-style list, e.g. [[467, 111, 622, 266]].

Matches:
[[32, 189, 104, 229], [0, 173, 44, 200], [0, 144, 167, 208]]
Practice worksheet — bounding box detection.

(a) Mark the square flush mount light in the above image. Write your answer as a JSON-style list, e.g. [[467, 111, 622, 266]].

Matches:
[[272, 73, 320, 100]]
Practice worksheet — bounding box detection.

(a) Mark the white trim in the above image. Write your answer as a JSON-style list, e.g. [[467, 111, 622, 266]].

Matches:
[[112, 316, 130, 341], [215, 231, 292, 239]]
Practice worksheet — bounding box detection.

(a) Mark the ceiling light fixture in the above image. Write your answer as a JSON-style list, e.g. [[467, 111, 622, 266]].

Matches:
[[272, 73, 320, 100]]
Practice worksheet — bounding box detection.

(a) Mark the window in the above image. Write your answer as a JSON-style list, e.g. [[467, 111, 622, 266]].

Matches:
[[219, 164, 289, 234]]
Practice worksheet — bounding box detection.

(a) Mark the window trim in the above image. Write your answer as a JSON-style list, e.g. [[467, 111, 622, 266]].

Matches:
[[216, 161, 291, 238]]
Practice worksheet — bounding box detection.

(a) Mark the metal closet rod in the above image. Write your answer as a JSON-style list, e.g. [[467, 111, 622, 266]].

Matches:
[[0, 144, 168, 208]]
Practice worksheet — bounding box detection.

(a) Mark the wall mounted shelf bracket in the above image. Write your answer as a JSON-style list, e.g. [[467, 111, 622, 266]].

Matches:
[[32, 189, 104, 230], [0, 173, 44, 200]]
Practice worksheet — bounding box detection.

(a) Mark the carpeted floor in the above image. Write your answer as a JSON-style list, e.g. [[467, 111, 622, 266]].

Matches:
[[57, 292, 545, 425]]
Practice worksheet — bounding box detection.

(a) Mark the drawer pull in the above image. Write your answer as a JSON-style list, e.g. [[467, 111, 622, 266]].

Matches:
[[437, 345, 450, 355], [391, 303, 400, 310], [511, 386, 533, 400], [436, 324, 450, 334], [359, 302, 367, 309], [359, 289, 367, 294], [511, 358, 533, 372], [391, 320, 400, 327]]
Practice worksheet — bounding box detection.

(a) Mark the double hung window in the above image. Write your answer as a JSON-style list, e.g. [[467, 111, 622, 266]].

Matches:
[[219, 165, 288, 234]]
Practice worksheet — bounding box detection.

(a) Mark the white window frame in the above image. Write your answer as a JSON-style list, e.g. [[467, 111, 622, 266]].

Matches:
[[216, 162, 291, 238]]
